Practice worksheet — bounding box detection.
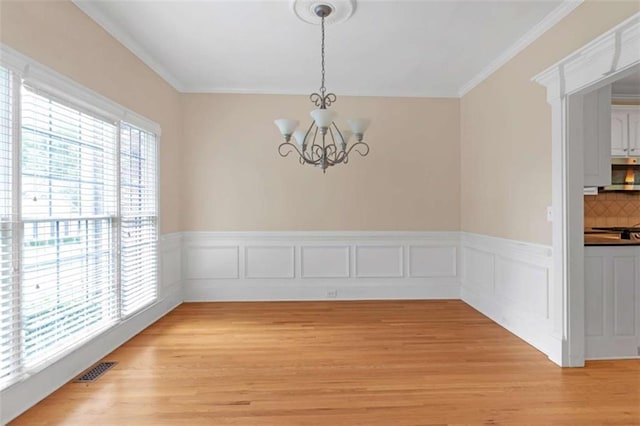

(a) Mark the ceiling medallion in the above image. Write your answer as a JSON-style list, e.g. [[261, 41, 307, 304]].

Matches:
[[291, 0, 356, 25], [275, 0, 369, 173]]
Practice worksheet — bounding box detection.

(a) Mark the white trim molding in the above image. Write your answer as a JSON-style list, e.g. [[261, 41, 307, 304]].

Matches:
[[459, 0, 583, 97], [460, 233, 558, 363], [533, 12, 640, 367], [181, 231, 461, 302]]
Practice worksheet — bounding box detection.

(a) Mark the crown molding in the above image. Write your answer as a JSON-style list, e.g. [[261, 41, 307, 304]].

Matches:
[[458, 0, 583, 97], [72, 0, 186, 92], [179, 86, 459, 98], [75, 0, 583, 99]]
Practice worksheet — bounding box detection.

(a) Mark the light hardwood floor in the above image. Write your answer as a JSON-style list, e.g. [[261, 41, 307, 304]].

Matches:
[[10, 301, 640, 425]]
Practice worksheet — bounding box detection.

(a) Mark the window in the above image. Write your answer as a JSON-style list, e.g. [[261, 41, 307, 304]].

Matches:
[[0, 62, 159, 389]]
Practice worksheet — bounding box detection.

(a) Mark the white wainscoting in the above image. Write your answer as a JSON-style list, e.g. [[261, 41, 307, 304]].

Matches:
[[182, 231, 460, 301], [1, 233, 184, 425], [460, 233, 559, 363]]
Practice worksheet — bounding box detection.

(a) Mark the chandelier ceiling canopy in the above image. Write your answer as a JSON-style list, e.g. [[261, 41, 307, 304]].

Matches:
[[274, 0, 370, 173]]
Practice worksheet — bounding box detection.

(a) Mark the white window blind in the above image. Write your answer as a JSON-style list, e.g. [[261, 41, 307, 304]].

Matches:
[[20, 85, 119, 367], [120, 124, 157, 316], [0, 66, 18, 387], [0, 47, 160, 390]]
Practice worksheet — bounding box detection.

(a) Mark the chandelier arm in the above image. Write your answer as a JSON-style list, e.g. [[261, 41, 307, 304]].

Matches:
[[278, 141, 306, 159], [330, 122, 346, 152], [344, 141, 370, 157], [327, 127, 339, 157], [280, 140, 323, 166], [325, 143, 338, 159], [307, 126, 322, 162], [303, 121, 315, 146], [311, 143, 324, 162], [325, 147, 346, 166]]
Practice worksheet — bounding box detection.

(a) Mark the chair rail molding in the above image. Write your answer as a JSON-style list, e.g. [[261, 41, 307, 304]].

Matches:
[[533, 12, 640, 367]]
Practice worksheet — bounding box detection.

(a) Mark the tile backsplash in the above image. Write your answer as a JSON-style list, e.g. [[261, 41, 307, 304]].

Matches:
[[584, 192, 640, 228]]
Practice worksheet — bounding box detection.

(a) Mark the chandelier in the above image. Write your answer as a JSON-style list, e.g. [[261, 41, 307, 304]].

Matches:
[[274, 3, 370, 173]]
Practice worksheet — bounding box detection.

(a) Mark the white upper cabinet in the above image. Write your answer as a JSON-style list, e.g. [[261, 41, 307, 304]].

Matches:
[[611, 110, 628, 156], [611, 106, 640, 157], [629, 109, 640, 154], [583, 85, 612, 187]]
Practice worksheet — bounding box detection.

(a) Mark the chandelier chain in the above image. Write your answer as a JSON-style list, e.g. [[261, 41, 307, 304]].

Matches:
[[320, 15, 326, 98]]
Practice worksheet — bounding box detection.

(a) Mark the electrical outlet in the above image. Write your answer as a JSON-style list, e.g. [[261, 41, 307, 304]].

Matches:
[[327, 289, 338, 298]]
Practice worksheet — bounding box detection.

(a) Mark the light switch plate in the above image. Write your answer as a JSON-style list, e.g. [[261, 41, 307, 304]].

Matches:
[[546, 206, 553, 222]]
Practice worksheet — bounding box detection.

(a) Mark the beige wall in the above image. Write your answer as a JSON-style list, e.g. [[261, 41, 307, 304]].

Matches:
[[461, 1, 640, 245], [6, 1, 636, 237], [0, 1, 183, 233], [182, 94, 460, 231]]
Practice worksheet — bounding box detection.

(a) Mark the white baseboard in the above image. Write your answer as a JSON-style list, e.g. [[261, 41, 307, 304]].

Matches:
[[460, 232, 560, 364], [181, 231, 461, 302]]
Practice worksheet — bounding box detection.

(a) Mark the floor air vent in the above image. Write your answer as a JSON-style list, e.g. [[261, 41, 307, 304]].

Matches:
[[74, 361, 118, 383]]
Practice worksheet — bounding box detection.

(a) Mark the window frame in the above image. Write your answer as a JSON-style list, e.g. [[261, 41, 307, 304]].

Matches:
[[0, 44, 161, 390]]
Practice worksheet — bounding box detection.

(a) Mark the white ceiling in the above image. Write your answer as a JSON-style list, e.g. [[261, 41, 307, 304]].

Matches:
[[74, 0, 576, 98]]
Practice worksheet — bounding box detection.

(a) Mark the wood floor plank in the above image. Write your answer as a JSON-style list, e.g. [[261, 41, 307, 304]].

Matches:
[[9, 300, 640, 425]]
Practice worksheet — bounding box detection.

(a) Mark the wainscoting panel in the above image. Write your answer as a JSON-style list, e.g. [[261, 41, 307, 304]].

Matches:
[[302, 246, 350, 278], [409, 246, 457, 278], [355, 246, 403, 278], [462, 246, 494, 293], [460, 233, 557, 361], [182, 232, 460, 301], [185, 246, 239, 279], [245, 246, 295, 279], [495, 256, 549, 318]]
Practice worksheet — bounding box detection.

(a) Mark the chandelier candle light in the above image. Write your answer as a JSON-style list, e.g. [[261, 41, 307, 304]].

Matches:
[[274, 2, 370, 173]]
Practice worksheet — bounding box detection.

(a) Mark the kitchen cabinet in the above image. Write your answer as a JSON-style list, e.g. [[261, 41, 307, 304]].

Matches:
[[583, 85, 612, 187], [584, 245, 640, 359], [611, 106, 640, 157]]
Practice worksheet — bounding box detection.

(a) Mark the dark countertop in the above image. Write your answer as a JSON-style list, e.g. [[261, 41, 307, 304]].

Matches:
[[584, 230, 640, 246]]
